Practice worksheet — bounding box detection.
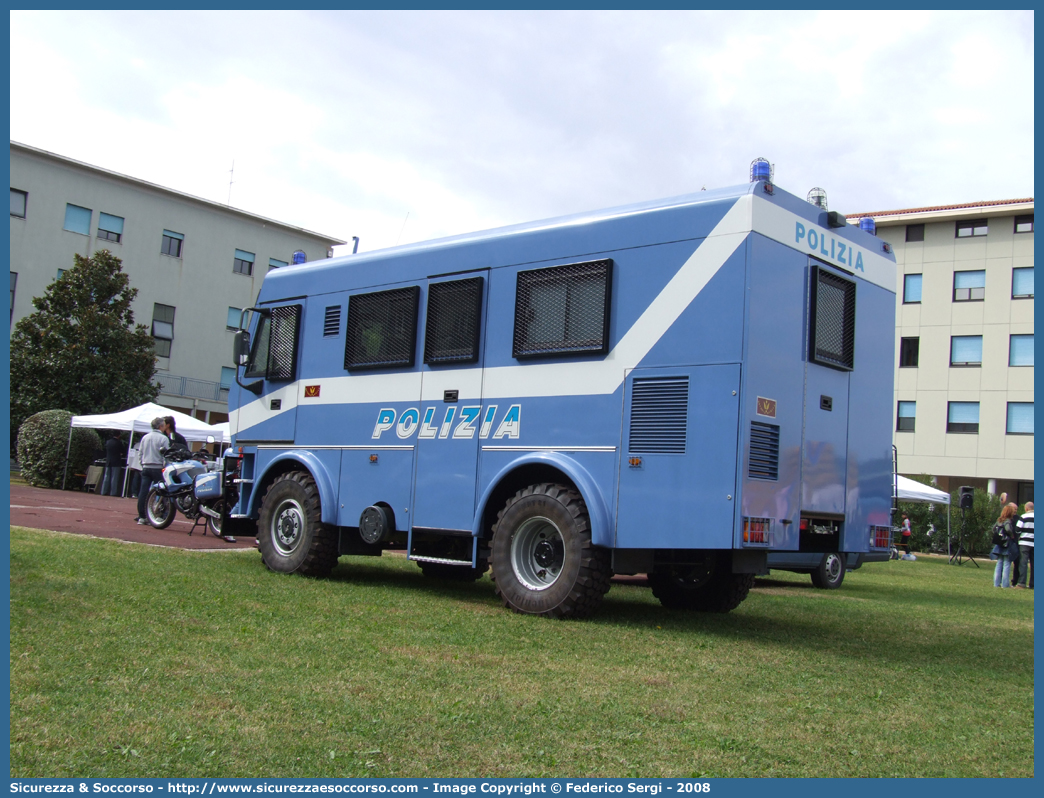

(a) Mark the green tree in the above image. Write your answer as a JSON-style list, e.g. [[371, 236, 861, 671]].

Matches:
[[10, 250, 158, 448]]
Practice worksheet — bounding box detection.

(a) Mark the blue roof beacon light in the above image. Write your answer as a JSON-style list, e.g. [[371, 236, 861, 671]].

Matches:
[[859, 217, 877, 236], [749, 157, 772, 183], [292, 250, 307, 265], [807, 187, 828, 210]]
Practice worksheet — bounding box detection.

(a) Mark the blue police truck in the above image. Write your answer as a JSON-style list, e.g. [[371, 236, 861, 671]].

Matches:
[[225, 162, 897, 617]]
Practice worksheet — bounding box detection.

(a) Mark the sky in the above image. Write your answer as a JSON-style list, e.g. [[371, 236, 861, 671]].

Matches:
[[9, 9, 1035, 257]]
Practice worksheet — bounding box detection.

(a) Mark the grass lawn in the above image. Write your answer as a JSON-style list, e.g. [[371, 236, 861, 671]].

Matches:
[[9, 526, 1034, 778]]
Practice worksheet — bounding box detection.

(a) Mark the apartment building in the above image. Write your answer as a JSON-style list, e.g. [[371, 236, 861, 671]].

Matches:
[[10, 141, 345, 424], [849, 199, 1034, 504]]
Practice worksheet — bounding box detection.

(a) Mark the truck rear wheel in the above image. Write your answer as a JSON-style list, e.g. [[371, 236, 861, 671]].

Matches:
[[490, 483, 612, 619], [810, 552, 845, 589], [649, 560, 754, 613], [257, 471, 338, 576]]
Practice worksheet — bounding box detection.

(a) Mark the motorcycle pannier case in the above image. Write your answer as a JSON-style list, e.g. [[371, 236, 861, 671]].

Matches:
[[193, 472, 222, 500]]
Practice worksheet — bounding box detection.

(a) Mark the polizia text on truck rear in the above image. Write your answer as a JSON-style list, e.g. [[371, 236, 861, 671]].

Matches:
[[224, 158, 897, 617]]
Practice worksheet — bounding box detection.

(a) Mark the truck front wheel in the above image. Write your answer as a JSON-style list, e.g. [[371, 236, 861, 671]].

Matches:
[[257, 471, 338, 576], [490, 483, 612, 619]]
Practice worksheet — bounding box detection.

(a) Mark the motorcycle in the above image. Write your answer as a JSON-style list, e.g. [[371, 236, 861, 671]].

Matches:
[[145, 445, 240, 540]]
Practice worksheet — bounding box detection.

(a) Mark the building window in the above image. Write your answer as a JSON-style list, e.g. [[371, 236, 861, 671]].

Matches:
[[56, 269, 65, 280], [899, 337, 919, 368], [903, 274, 922, 304], [269, 257, 288, 271], [897, 401, 916, 432], [63, 204, 92, 235], [1007, 403, 1034, 435], [233, 249, 255, 276], [905, 224, 924, 243], [953, 270, 985, 302], [950, 335, 983, 367], [220, 366, 236, 391], [10, 272, 17, 323], [96, 212, 124, 243], [161, 230, 184, 258], [227, 307, 242, 331], [947, 401, 979, 434], [152, 303, 175, 358], [956, 219, 988, 238], [11, 188, 27, 218], [1009, 334, 1034, 366], [1012, 267, 1033, 298], [1014, 215, 1034, 234]]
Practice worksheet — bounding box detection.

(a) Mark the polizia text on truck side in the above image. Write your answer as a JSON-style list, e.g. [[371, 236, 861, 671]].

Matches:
[[222, 158, 897, 617]]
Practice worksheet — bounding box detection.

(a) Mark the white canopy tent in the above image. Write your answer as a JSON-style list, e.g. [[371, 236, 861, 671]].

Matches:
[[895, 474, 951, 554], [71, 402, 223, 441], [65, 402, 225, 491], [896, 474, 950, 505], [212, 421, 232, 445]]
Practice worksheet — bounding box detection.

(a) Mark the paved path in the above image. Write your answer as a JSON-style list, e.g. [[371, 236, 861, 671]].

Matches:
[[9, 483, 256, 550]]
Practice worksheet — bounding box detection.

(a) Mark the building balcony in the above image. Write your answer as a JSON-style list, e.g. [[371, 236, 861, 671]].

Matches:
[[156, 373, 229, 404]]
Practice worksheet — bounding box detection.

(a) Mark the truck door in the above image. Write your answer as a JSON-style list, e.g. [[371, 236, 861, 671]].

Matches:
[[801, 264, 855, 517], [411, 271, 489, 533], [235, 303, 302, 444], [616, 364, 741, 550]]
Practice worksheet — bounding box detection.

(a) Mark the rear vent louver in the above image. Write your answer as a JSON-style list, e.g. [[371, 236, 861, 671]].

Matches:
[[628, 377, 689, 454], [323, 305, 341, 337], [748, 421, 780, 480]]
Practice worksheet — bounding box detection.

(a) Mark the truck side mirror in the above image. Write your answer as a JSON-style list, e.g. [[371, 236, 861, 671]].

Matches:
[[233, 330, 251, 366]]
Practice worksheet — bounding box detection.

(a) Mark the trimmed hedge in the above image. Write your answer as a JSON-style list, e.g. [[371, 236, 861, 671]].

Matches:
[[17, 410, 102, 489]]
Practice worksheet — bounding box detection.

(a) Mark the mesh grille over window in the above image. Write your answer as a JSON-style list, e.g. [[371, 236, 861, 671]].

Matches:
[[344, 286, 419, 370], [268, 305, 301, 381], [809, 266, 856, 371], [424, 277, 483, 365], [513, 259, 612, 359]]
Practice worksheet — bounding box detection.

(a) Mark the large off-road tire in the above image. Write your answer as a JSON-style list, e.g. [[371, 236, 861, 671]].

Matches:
[[418, 560, 489, 582], [810, 552, 845, 589], [146, 488, 176, 529], [490, 483, 612, 619], [649, 558, 754, 613], [257, 471, 339, 576]]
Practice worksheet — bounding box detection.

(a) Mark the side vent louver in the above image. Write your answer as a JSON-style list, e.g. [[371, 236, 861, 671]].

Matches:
[[748, 421, 780, 480], [323, 305, 341, 337], [629, 377, 689, 454]]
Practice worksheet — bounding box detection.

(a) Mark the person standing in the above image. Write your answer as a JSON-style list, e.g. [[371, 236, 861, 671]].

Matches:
[[163, 416, 188, 450], [136, 418, 170, 525], [99, 432, 124, 496], [1014, 501, 1034, 589], [900, 514, 912, 553], [992, 503, 1020, 588]]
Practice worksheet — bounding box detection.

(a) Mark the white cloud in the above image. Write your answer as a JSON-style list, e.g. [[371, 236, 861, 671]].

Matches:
[[9, 9, 1034, 249]]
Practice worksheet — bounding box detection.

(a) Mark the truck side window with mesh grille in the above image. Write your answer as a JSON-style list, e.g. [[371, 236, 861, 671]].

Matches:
[[245, 304, 301, 381], [512, 259, 612, 359], [344, 286, 420, 370], [809, 266, 856, 371], [424, 277, 483, 365]]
